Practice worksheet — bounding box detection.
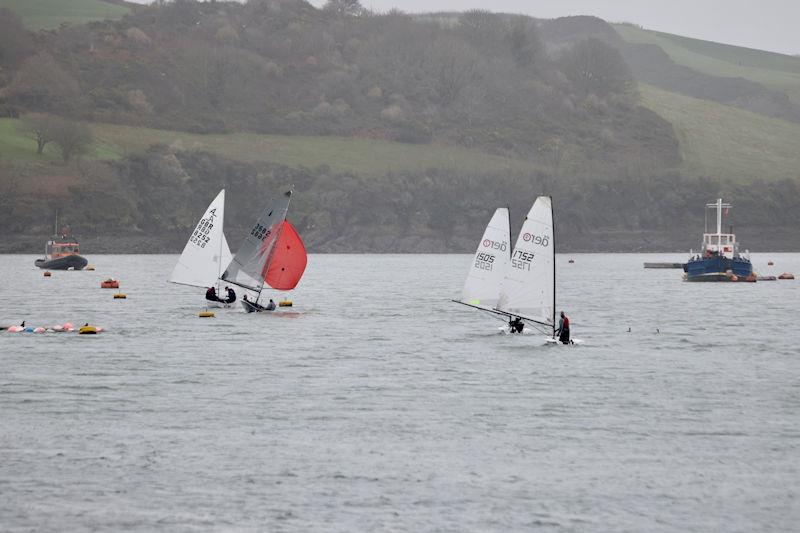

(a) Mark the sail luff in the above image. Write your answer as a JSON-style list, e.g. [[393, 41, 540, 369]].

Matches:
[[457, 207, 511, 311]]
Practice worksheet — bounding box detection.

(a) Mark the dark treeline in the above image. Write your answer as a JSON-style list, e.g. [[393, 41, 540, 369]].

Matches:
[[2, 147, 799, 252], [0, 0, 678, 174]]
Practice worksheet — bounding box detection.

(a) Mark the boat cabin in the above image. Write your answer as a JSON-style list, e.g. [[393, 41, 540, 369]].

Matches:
[[700, 199, 741, 260], [46, 240, 81, 260]]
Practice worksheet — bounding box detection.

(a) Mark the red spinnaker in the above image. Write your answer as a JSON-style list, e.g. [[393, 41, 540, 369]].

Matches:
[[265, 221, 307, 290]]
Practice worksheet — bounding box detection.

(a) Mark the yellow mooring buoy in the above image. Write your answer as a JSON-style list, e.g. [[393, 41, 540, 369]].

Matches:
[[199, 310, 215, 318], [279, 300, 293, 307], [114, 292, 127, 299]]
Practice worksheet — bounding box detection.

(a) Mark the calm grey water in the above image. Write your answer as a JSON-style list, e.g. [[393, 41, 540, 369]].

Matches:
[[1, 253, 798, 532]]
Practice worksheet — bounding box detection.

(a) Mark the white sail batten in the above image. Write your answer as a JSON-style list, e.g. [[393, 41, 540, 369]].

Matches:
[[221, 189, 292, 291], [457, 208, 511, 311], [496, 196, 555, 331], [169, 189, 232, 288]]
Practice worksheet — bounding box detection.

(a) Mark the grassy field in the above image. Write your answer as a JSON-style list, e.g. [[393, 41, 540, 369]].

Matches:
[[639, 84, 800, 182], [0, 118, 535, 176], [0, 0, 129, 30], [614, 24, 800, 106]]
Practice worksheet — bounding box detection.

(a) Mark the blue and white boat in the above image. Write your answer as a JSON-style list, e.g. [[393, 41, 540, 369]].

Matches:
[[683, 199, 754, 282]]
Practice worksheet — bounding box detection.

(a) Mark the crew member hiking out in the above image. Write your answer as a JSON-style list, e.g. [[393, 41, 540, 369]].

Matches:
[[509, 316, 524, 334], [205, 287, 217, 301], [555, 311, 570, 344]]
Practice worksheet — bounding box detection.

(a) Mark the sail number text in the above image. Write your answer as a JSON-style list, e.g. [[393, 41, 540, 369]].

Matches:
[[475, 252, 495, 270], [190, 212, 216, 248], [250, 223, 271, 241], [511, 249, 534, 271]]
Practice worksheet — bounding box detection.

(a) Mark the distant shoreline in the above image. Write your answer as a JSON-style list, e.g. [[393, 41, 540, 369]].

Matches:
[[4, 229, 799, 255]]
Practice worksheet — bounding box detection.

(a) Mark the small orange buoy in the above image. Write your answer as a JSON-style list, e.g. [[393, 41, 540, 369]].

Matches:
[[43, 271, 52, 277], [778, 273, 795, 280], [100, 279, 119, 289]]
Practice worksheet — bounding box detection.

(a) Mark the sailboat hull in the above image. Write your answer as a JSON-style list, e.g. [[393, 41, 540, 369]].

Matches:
[[241, 300, 275, 313]]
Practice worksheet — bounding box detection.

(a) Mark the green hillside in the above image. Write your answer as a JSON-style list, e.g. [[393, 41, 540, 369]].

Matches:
[[0, 0, 129, 30], [0, 118, 535, 177], [614, 24, 800, 106], [640, 84, 800, 182]]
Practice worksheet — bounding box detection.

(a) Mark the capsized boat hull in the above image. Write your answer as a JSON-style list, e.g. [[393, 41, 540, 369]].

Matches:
[[35, 255, 88, 270]]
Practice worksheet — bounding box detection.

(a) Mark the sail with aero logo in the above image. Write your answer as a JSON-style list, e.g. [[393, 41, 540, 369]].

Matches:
[[169, 189, 232, 289], [454, 208, 511, 312], [496, 196, 555, 333]]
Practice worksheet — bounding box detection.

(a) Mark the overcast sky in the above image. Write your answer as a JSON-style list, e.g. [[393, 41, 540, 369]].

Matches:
[[131, 0, 800, 55], [346, 0, 800, 55]]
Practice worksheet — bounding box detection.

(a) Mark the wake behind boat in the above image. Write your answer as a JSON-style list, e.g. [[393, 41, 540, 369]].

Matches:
[[222, 188, 307, 313]]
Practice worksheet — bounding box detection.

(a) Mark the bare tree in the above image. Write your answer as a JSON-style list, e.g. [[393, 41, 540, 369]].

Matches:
[[19, 113, 56, 155], [50, 118, 93, 162], [323, 0, 365, 18]]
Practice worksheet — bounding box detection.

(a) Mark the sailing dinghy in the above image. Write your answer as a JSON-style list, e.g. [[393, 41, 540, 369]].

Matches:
[[169, 189, 234, 307], [455, 197, 580, 343], [221, 189, 307, 313]]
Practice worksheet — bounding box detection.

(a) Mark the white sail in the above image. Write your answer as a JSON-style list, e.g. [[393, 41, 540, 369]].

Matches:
[[497, 196, 555, 329], [221, 189, 292, 291], [457, 208, 511, 311], [169, 189, 232, 288]]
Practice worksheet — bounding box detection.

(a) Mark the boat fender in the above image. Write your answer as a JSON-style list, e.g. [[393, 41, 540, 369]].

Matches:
[[279, 300, 293, 307], [199, 310, 215, 318], [79, 326, 98, 335], [114, 292, 127, 299], [33, 327, 46, 333]]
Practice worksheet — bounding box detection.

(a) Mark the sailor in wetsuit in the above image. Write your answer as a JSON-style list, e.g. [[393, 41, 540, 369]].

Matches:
[[509, 316, 524, 334], [205, 286, 218, 301], [555, 311, 570, 344], [265, 298, 276, 311], [224, 286, 236, 304]]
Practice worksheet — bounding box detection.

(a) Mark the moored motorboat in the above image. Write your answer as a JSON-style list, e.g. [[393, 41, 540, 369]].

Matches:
[[34, 218, 88, 270], [683, 199, 753, 282]]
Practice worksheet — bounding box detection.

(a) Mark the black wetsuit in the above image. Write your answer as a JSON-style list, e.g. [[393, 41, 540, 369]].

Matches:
[[510, 318, 524, 334], [205, 288, 218, 301], [225, 288, 236, 304]]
